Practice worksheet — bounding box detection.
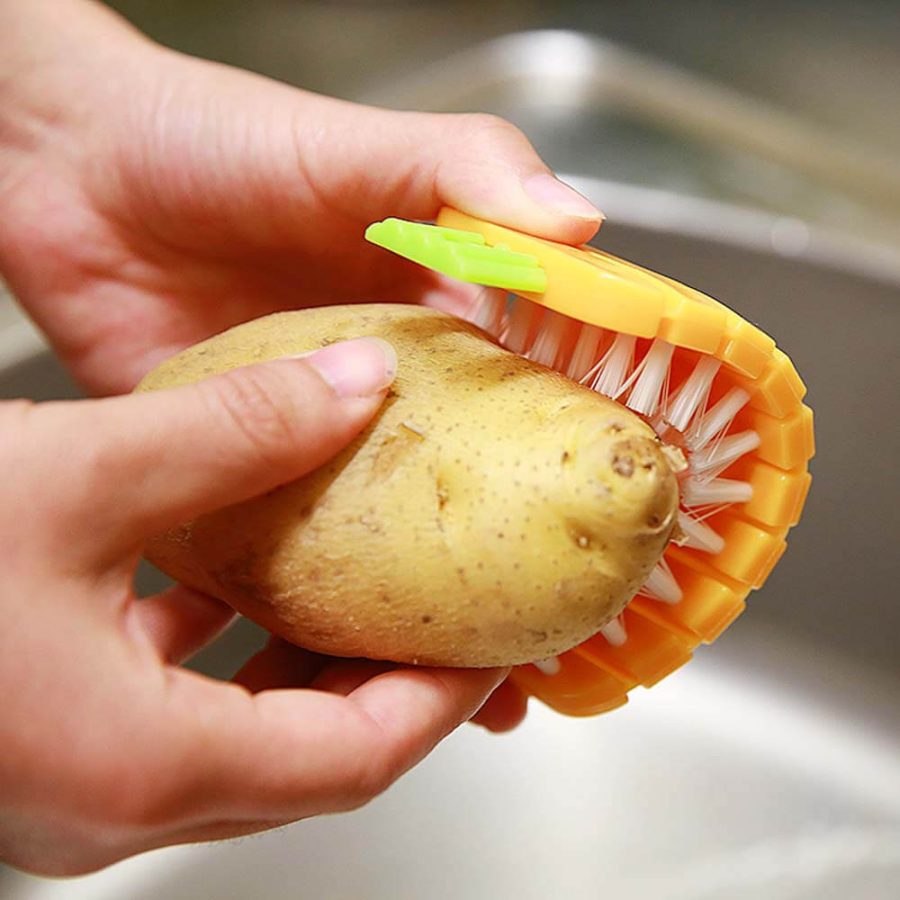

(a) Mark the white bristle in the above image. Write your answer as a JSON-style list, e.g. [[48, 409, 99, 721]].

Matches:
[[687, 387, 751, 450], [500, 311, 756, 580], [676, 510, 726, 554], [471, 287, 507, 337], [641, 559, 683, 604], [683, 476, 753, 507], [590, 332, 636, 398], [664, 356, 721, 433], [533, 656, 561, 676], [566, 323, 604, 380], [503, 298, 538, 355], [690, 429, 761, 479], [625, 339, 675, 416], [600, 616, 628, 647], [529, 309, 570, 368]]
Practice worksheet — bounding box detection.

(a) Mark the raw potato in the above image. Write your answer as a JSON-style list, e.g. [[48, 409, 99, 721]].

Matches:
[[138, 305, 678, 667]]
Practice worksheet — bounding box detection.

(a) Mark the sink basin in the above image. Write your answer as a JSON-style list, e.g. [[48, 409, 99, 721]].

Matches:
[[3, 175, 898, 899], [5, 630, 900, 899], [361, 30, 900, 253]]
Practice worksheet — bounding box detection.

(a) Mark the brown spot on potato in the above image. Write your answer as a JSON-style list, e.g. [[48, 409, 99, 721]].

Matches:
[[137, 303, 678, 668]]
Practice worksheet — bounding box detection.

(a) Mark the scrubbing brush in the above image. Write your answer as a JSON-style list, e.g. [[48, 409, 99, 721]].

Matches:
[[365, 209, 814, 716]]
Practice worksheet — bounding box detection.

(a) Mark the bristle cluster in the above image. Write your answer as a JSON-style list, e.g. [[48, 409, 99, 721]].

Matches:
[[465, 294, 762, 664], [599, 616, 628, 647], [642, 558, 683, 604], [471, 287, 507, 337]]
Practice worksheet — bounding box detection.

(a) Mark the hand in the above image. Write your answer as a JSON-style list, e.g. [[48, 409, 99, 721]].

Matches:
[[0, 0, 602, 397], [0, 340, 524, 876]]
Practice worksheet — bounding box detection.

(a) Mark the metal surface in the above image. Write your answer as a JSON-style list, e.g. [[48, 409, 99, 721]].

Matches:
[[3, 177, 899, 898], [5, 640, 900, 899], [363, 31, 900, 231]]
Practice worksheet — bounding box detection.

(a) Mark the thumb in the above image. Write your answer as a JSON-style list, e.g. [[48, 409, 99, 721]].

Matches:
[[134, 66, 603, 250], [299, 99, 605, 245], [30, 337, 396, 565]]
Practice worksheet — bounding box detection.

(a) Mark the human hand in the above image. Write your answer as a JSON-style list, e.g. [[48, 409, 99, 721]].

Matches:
[[0, 0, 602, 397], [0, 340, 520, 876]]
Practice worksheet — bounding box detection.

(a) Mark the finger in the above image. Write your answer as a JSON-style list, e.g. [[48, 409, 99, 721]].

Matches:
[[309, 658, 397, 696], [131, 585, 235, 664], [129, 74, 602, 262], [232, 637, 326, 692], [470, 678, 529, 733], [157, 664, 506, 823], [346, 665, 511, 773], [297, 99, 604, 245], [30, 337, 396, 562]]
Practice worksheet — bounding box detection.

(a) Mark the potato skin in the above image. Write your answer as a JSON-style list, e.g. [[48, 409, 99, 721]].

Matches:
[[138, 305, 678, 667]]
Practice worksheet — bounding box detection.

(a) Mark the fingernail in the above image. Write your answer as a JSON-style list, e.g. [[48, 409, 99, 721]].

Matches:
[[302, 338, 397, 398], [523, 172, 604, 220]]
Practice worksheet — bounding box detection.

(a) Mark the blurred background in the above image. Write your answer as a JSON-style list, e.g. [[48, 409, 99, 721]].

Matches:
[[3, 2, 899, 898], [112, 0, 900, 233]]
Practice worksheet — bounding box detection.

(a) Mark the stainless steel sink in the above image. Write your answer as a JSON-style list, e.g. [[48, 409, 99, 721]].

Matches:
[[4, 175, 899, 899], [5, 633, 900, 899], [361, 30, 900, 258], [3, 27, 899, 900]]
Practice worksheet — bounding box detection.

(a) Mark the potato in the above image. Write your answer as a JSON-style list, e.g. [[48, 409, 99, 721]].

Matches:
[[138, 305, 678, 667]]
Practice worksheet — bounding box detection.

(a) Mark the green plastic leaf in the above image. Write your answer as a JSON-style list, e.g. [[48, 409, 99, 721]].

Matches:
[[365, 218, 547, 294]]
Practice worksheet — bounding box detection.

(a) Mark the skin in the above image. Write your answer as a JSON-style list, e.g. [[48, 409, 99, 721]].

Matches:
[[141, 307, 678, 668], [0, 0, 604, 876]]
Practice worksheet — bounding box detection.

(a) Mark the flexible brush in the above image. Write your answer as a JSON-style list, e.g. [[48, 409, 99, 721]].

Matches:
[[365, 210, 814, 716]]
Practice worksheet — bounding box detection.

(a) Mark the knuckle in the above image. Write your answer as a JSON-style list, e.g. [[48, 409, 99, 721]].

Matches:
[[339, 760, 396, 812], [457, 112, 523, 144], [365, 753, 399, 802], [206, 365, 304, 467], [87, 757, 185, 836], [333, 722, 399, 812]]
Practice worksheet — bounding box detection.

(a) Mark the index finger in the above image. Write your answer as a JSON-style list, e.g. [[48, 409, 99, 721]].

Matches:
[[155, 663, 507, 827]]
